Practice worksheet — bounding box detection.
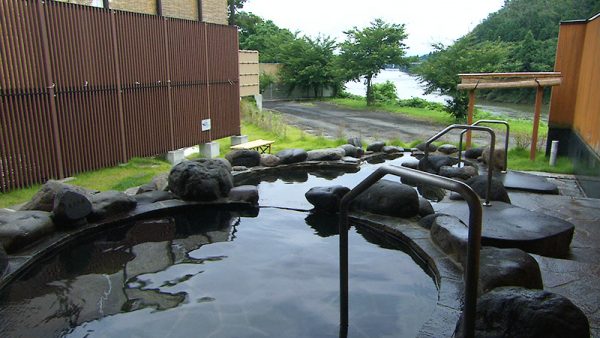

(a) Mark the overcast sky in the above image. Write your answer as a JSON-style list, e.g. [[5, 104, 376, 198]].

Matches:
[[243, 0, 505, 55]]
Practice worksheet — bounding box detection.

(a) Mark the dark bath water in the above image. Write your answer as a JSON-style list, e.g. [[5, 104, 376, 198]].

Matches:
[[0, 157, 437, 338]]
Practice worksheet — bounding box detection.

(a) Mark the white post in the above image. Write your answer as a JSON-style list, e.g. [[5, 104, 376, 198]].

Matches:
[[549, 140, 559, 166]]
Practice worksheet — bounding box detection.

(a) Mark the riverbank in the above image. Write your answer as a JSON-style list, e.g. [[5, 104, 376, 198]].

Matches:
[[345, 69, 551, 119]]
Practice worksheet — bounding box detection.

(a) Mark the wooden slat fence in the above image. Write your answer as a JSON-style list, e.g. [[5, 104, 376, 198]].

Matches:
[[0, 0, 240, 192]]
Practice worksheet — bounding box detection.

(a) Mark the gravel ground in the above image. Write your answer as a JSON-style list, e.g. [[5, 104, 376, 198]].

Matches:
[[263, 100, 509, 146]]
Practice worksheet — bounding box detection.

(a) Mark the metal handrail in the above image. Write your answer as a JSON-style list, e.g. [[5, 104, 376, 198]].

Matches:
[[338, 165, 483, 338], [424, 124, 496, 206], [458, 120, 509, 173]]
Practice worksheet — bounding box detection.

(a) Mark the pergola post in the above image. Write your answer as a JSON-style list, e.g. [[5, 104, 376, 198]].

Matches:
[[466, 90, 476, 148], [530, 86, 544, 160]]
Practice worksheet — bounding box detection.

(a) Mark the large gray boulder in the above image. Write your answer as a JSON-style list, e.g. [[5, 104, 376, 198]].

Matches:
[[168, 160, 234, 201], [228, 185, 259, 205], [464, 147, 484, 159], [276, 149, 308, 164], [418, 197, 435, 217], [225, 149, 261, 167], [416, 142, 437, 152], [351, 180, 419, 218], [455, 287, 590, 338], [430, 214, 469, 265], [136, 173, 169, 194], [417, 183, 446, 202], [305, 185, 350, 213], [347, 137, 362, 148], [366, 141, 386, 152], [479, 247, 543, 294], [194, 157, 232, 172], [89, 191, 137, 220], [437, 144, 458, 154], [339, 144, 360, 158], [382, 145, 404, 154], [0, 210, 54, 253], [466, 175, 511, 203], [306, 148, 345, 161], [52, 188, 92, 228], [418, 155, 459, 174], [20, 180, 94, 212], [481, 146, 507, 172], [439, 165, 479, 181], [260, 154, 281, 167], [134, 190, 175, 205]]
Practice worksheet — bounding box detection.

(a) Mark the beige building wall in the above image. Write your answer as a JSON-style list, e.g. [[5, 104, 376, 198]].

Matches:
[[163, 0, 199, 20], [56, 0, 227, 25], [202, 0, 228, 25], [259, 63, 282, 78], [110, 0, 157, 15], [239, 50, 259, 97]]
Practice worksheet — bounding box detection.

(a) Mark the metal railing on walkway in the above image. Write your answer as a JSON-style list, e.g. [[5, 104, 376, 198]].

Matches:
[[458, 120, 510, 173], [338, 165, 483, 338], [424, 124, 496, 206]]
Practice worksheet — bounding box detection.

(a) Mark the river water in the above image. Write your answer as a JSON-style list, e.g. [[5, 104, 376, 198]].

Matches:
[[345, 69, 549, 120]]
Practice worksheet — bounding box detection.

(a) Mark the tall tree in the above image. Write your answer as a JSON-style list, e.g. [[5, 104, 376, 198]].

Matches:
[[278, 36, 342, 98], [228, 0, 247, 25], [339, 19, 408, 105], [237, 12, 296, 62]]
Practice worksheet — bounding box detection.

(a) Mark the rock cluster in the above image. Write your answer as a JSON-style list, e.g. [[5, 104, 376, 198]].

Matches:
[[0, 180, 138, 254]]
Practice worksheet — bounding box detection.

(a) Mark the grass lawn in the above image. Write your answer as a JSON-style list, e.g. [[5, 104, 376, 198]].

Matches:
[[0, 157, 171, 209], [508, 148, 573, 174]]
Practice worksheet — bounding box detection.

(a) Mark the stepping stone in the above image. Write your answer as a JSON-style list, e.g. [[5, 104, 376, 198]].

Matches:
[[477, 168, 559, 195], [498, 170, 559, 194], [435, 201, 574, 258]]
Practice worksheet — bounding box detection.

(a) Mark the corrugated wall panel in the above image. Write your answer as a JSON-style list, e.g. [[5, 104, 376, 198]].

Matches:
[[206, 24, 240, 139], [0, 0, 59, 191], [0, 1, 239, 192], [44, 2, 122, 176]]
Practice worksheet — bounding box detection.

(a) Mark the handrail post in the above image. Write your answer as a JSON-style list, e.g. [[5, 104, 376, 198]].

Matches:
[[338, 165, 482, 338], [424, 125, 495, 206]]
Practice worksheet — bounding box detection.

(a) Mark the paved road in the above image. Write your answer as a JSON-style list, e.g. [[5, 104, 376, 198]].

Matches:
[[263, 100, 506, 146]]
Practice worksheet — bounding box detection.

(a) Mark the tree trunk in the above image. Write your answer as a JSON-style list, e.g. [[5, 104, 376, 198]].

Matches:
[[365, 76, 374, 106]]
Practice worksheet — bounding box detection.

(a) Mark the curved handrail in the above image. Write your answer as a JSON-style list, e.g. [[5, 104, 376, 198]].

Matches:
[[424, 124, 496, 206], [338, 165, 483, 338], [458, 120, 509, 173]]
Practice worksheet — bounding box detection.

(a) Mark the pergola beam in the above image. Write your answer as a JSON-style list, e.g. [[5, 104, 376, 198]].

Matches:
[[457, 72, 562, 161]]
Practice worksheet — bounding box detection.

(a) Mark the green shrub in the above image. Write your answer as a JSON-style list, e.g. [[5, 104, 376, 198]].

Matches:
[[372, 81, 398, 103]]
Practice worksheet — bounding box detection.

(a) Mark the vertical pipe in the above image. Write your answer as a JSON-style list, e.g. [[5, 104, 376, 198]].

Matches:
[[549, 140, 559, 166], [156, 0, 162, 17], [37, 0, 65, 178], [466, 90, 475, 149], [197, 0, 202, 21], [530, 85, 543, 161], [102, 0, 109, 10]]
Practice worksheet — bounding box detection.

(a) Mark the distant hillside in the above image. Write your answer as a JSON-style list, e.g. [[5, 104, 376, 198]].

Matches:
[[415, 0, 600, 104]]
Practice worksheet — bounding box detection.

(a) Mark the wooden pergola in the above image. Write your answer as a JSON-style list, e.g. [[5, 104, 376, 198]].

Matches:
[[457, 72, 562, 160]]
